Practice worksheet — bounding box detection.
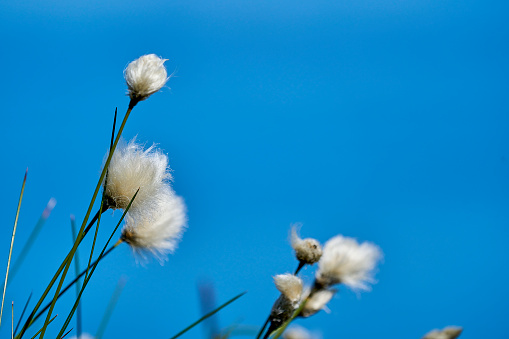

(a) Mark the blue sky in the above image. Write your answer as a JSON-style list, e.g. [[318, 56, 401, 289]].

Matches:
[[1, 0, 508, 338]]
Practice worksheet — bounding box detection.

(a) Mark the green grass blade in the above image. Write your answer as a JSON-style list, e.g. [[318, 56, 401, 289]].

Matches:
[[1, 169, 27, 327], [29, 315, 57, 339], [95, 276, 127, 339], [16, 210, 101, 339], [70, 216, 82, 338], [29, 245, 116, 327], [37, 106, 134, 339], [85, 200, 103, 282], [269, 299, 308, 339], [14, 292, 31, 335], [56, 189, 138, 338], [169, 292, 247, 339], [58, 328, 73, 339], [110, 107, 117, 151], [7, 198, 56, 287]]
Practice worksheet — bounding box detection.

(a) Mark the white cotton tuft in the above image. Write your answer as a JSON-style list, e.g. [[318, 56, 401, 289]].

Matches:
[[103, 137, 171, 211], [301, 288, 336, 318], [422, 326, 463, 339], [315, 235, 382, 291], [124, 54, 169, 102], [69, 334, 94, 339], [283, 326, 320, 339], [121, 190, 187, 263], [290, 224, 322, 265], [274, 273, 303, 303], [269, 274, 304, 332]]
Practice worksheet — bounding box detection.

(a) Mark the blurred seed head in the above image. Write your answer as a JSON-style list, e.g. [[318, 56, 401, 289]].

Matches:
[[315, 235, 382, 291], [300, 288, 336, 318], [290, 224, 322, 265], [422, 326, 463, 339]]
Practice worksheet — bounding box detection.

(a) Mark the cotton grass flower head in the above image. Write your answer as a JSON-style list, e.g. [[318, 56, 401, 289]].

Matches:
[[267, 274, 304, 335], [315, 235, 382, 291], [290, 224, 322, 265], [121, 190, 187, 263], [124, 54, 169, 103], [300, 288, 336, 318], [103, 137, 171, 211], [422, 326, 463, 339], [274, 273, 303, 303]]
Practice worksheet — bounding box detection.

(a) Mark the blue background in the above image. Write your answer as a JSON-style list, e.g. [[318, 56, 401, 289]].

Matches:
[[1, 0, 508, 338]]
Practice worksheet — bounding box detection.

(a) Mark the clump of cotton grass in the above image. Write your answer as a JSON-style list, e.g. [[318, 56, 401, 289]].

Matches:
[[290, 224, 322, 273], [300, 288, 336, 318], [103, 137, 171, 212], [124, 54, 169, 104], [422, 326, 463, 339], [283, 325, 320, 339], [121, 190, 187, 263], [315, 235, 382, 291]]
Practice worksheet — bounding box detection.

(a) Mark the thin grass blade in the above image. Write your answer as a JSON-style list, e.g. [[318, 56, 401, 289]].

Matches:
[[1, 169, 27, 327], [14, 292, 32, 335], [169, 292, 247, 339], [59, 328, 73, 339], [16, 210, 101, 339], [29, 315, 57, 339], [95, 276, 127, 339], [29, 245, 116, 327], [56, 190, 138, 338], [269, 299, 308, 339], [34, 105, 134, 339], [70, 216, 82, 338], [7, 198, 56, 287]]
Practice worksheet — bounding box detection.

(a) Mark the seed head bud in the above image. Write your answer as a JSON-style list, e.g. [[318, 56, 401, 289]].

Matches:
[[267, 274, 304, 336], [290, 224, 322, 265], [422, 326, 463, 339], [124, 54, 169, 103]]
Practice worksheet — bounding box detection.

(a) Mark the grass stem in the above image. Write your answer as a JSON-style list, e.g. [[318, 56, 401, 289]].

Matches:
[[1, 169, 27, 327]]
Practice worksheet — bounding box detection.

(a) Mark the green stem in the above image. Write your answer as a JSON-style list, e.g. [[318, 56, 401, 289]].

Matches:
[[95, 277, 126, 339], [270, 299, 309, 339], [169, 292, 246, 339], [27, 245, 117, 328], [38, 104, 133, 339], [1, 170, 27, 328]]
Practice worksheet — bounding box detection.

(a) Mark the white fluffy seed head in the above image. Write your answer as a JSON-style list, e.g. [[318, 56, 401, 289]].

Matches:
[[301, 288, 336, 318], [269, 274, 303, 327], [274, 273, 303, 303], [69, 334, 94, 339], [103, 137, 171, 211], [124, 54, 169, 102], [290, 224, 322, 265], [315, 235, 382, 291], [283, 326, 318, 339], [121, 190, 187, 264], [422, 326, 463, 339]]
